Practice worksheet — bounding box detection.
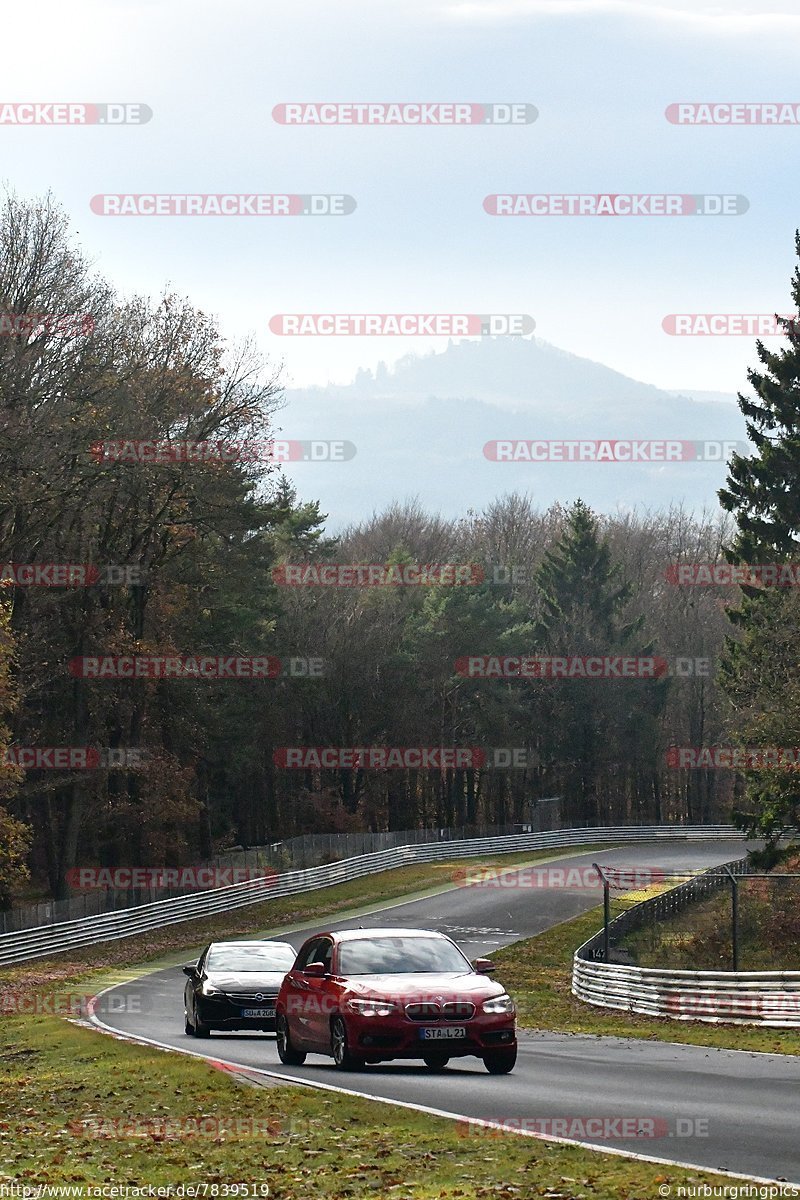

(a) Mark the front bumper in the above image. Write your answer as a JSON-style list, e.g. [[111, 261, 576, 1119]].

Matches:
[[347, 1011, 516, 1058], [197, 995, 279, 1031]]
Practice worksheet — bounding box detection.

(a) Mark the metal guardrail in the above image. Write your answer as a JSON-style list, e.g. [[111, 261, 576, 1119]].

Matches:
[[572, 857, 800, 1027], [0, 823, 744, 967], [206, 811, 561, 875], [2, 815, 561, 935]]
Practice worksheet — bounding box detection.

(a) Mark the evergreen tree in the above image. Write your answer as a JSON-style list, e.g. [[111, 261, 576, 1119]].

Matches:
[[534, 500, 665, 822], [535, 500, 641, 647], [718, 232, 800, 843]]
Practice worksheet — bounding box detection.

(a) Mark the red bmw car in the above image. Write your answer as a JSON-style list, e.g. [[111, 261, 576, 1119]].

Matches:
[[275, 927, 517, 1073]]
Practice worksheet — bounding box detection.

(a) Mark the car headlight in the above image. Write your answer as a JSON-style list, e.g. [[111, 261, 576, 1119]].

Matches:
[[482, 993, 515, 1015], [346, 998, 397, 1017], [201, 982, 223, 997]]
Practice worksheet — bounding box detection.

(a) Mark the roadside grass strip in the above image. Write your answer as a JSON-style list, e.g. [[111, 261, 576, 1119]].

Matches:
[[0, 1010, 756, 1197]]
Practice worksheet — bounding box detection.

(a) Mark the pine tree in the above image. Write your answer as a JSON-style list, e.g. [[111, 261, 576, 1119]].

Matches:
[[534, 500, 665, 822], [718, 232, 800, 843], [719, 235, 800, 561], [535, 499, 641, 647]]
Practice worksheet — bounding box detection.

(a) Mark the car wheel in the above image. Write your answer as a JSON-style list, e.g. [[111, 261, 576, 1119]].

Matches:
[[193, 1001, 211, 1039], [185, 1016, 195, 1036], [422, 1053, 450, 1071], [331, 1015, 364, 1071], [483, 1047, 517, 1074], [276, 1014, 307, 1066]]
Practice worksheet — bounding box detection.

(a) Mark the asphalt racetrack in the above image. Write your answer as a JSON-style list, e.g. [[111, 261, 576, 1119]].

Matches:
[[90, 841, 800, 1183]]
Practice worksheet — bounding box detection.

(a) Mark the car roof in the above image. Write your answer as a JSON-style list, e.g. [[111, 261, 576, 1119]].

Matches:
[[207, 940, 294, 949], [309, 928, 452, 943]]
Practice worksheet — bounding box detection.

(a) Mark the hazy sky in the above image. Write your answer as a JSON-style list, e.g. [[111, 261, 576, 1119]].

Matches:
[[3, 0, 799, 394]]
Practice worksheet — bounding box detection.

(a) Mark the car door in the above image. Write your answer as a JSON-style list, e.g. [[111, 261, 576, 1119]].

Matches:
[[285, 937, 326, 1047], [186, 946, 208, 1016], [303, 937, 335, 1049]]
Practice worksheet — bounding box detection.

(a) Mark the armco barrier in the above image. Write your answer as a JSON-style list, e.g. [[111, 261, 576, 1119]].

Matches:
[[572, 857, 800, 1028], [0, 824, 743, 967], [2, 816, 560, 934], [572, 959, 800, 1027]]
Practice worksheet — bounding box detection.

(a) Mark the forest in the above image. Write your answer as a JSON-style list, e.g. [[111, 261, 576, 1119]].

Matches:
[[1, 191, 798, 904]]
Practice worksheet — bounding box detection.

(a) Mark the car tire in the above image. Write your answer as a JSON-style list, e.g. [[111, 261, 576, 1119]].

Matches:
[[276, 1014, 307, 1066], [185, 1017, 194, 1036], [331, 1015, 364, 1071], [483, 1047, 517, 1074], [422, 1053, 450, 1071], [193, 1002, 211, 1038]]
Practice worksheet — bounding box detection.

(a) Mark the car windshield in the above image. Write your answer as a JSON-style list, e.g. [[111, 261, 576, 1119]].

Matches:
[[338, 936, 470, 975], [206, 944, 295, 972]]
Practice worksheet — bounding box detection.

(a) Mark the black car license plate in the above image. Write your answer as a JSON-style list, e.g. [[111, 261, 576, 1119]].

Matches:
[[241, 1007, 276, 1018]]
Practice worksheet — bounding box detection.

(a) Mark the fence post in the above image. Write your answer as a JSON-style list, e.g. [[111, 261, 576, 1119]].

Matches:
[[593, 863, 610, 961], [723, 866, 740, 971]]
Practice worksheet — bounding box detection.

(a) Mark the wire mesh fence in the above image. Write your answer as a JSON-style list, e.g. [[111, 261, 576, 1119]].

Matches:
[[599, 858, 800, 971]]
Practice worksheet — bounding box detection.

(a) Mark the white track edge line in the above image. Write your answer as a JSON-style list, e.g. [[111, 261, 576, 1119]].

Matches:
[[83, 995, 791, 1189]]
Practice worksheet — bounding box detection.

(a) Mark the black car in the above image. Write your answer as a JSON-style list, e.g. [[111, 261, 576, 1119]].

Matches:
[[183, 940, 296, 1036]]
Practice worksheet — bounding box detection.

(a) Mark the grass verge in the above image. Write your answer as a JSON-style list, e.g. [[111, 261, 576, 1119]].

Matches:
[[493, 901, 800, 1056], [0, 1012, 752, 1197]]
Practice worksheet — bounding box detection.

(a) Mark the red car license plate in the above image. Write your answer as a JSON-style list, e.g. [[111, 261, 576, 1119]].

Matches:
[[420, 1026, 466, 1040]]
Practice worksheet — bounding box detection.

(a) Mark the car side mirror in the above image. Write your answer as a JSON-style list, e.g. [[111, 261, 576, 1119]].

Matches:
[[182, 965, 197, 977], [303, 962, 326, 978], [473, 958, 497, 974]]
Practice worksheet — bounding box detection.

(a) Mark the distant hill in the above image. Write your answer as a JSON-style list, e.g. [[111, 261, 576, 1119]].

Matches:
[[276, 336, 749, 528]]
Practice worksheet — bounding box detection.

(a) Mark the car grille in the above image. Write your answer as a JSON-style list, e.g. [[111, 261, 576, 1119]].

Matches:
[[404, 1001, 476, 1021], [442, 1001, 476, 1020], [224, 992, 278, 1004]]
